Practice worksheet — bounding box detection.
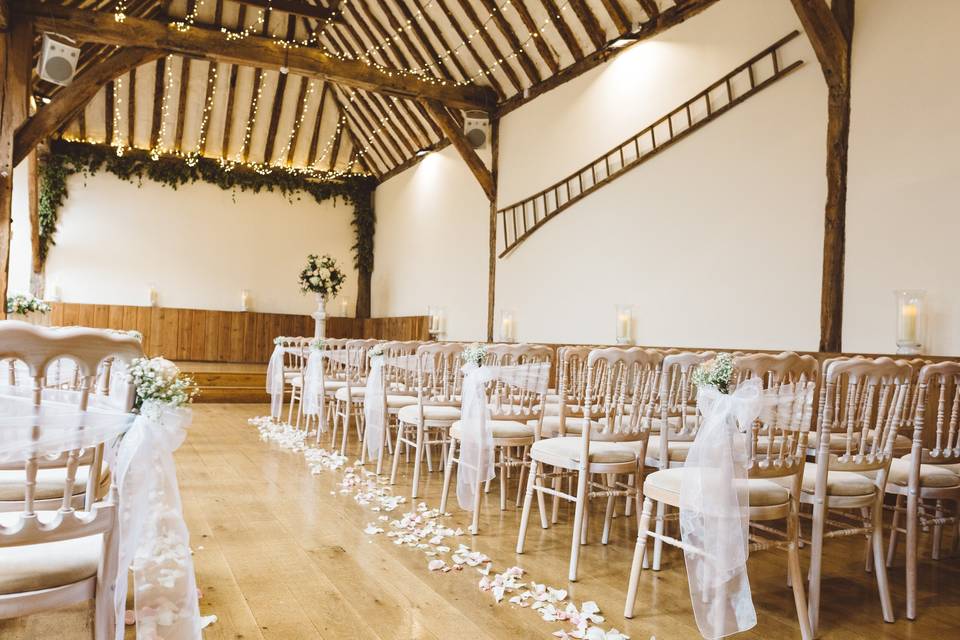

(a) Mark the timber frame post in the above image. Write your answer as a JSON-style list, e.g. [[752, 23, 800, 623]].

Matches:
[[422, 99, 498, 339], [791, 0, 854, 353], [0, 7, 31, 318]]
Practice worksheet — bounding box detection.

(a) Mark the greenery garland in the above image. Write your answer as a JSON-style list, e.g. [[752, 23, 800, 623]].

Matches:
[[38, 140, 377, 280]]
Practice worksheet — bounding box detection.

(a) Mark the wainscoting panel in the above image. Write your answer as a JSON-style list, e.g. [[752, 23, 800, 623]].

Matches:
[[47, 303, 429, 363]]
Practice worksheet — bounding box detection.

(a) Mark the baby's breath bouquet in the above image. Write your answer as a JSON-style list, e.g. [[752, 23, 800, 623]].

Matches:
[[368, 343, 385, 358], [7, 293, 51, 316], [310, 337, 324, 351], [462, 343, 488, 367], [691, 353, 734, 394], [299, 254, 345, 299], [128, 357, 199, 409]]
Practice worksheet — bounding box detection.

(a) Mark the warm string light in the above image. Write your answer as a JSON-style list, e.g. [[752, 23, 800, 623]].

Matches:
[[112, 75, 125, 155], [114, 0, 127, 22], [272, 78, 317, 163], [311, 114, 346, 170], [170, 0, 207, 32], [150, 55, 177, 161]]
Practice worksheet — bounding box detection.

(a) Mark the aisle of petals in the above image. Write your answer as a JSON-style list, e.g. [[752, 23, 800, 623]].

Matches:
[[250, 417, 630, 640]]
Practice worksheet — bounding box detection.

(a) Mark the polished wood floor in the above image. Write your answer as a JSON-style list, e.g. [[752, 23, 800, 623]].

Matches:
[[3, 404, 957, 639]]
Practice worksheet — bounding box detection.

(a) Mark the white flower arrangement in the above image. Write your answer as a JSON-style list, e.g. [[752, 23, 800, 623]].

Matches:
[[462, 343, 487, 367], [368, 343, 385, 358], [7, 293, 51, 316], [298, 254, 345, 299], [310, 338, 324, 351], [127, 357, 198, 409], [691, 353, 734, 394]]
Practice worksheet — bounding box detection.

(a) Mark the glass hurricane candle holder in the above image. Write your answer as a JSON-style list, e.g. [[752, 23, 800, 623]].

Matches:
[[615, 304, 633, 345], [499, 310, 516, 343], [894, 289, 926, 355], [427, 305, 446, 338]]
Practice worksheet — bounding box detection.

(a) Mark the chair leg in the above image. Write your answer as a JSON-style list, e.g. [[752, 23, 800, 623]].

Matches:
[[932, 500, 945, 560], [499, 448, 508, 511], [551, 471, 562, 525], [568, 465, 590, 582], [425, 436, 434, 473], [905, 492, 919, 620], [439, 437, 456, 514], [808, 500, 827, 636], [887, 493, 904, 568], [787, 509, 813, 640], [411, 422, 426, 499], [471, 467, 484, 535], [624, 496, 654, 618], [389, 422, 405, 486], [652, 500, 667, 571], [624, 473, 635, 518], [515, 446, 529, 508], [602, 474, 616, 545], [871, 496, 895, 623], [517, 460, 538, 553]]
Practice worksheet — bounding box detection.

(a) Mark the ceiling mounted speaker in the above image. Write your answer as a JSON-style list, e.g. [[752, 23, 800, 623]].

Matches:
[[463, 110, 490, 150], [37, 34, 80, 87]]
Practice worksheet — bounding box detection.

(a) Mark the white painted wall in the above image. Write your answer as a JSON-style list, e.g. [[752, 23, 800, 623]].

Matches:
[[843, 0, 960, 356], [40, 173, 358, 315], [371, 145, 489, 341]]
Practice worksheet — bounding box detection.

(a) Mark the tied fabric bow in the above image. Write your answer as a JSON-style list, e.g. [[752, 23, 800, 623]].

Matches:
[[679, 377, 763, 639], [265, 345, 299, 420], [457, 363, 498, 511], [363, 355, 387, 461]]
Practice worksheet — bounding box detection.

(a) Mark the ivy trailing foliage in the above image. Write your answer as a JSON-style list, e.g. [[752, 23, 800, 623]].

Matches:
[[38, 140, 377, 279]]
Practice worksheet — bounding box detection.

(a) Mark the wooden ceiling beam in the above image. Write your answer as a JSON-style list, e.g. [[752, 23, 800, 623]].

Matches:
[[477, 0, 541, 85], [262, 14, 297, 163], [434, 0, 505, 99], [149, 56, 167, 149], [539, 0, 584, 60], [15, 2, 496, 111], [598, 0, 630, 35], [232, 0, 344, 23], [13, 47, 162, 166], [790, 0, 854, 353], [637, 0, 660, 21], [284, 75, 311, 164], [423, 99, 494, 201], [510, 0, 560, 75], [407, 0, 471, 83], [305, 82, 328, 167], [104, 79, 115, 145], [568, 0, 606, 50], [197, 60, 218, 155], [789, 0, 849, 90], [454, 0, 524, 94], [173, 57, 192, 151], [127, 67, 137, 147]]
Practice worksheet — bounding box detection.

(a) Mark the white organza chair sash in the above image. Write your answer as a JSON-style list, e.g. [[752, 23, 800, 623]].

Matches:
[[457, 362, 550, 510], [0, 389, 202, 639], [363, 354, 435, 461], [266, 344, 308, 419], [679, 378, 769, 639]]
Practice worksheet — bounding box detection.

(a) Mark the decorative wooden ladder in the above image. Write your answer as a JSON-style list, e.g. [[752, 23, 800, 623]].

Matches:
[[496, 31, 804, 258]]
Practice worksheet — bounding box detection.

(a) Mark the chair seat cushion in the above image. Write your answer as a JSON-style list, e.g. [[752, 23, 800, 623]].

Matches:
[[334, 386, 367, 401], [386, 394, 418, 409], [773, 464, 876, 497], [0, 512, 101, 596], [541, 403, 587, 417], [324, 380, 348, 390], [898, 453, 960, 475], [289, 374, 303, 387], [871, 457, 960, 489], [535, 415, 604, 436], [397, 404, 462, 424], [450, 420, 534, 440], [643, 414, 699, 434], [644, 468, 790, 507], [642, 436, 694, 462], [531, 437, 637, 464], [283, 371, 300, 381], [0, 466, 108, 502]]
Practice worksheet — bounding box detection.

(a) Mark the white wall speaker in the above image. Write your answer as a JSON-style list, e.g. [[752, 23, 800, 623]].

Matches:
[[463, 110, 490, 150], [37, 34, 81, 87]]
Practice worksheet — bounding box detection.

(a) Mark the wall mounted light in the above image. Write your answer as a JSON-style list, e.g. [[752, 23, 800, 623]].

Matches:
[[895, 289, 926, 354]]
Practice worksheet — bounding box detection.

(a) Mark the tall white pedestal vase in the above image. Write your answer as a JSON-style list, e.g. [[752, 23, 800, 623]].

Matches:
[[313, 294, 327, 339], [299, 254, 345, 341]]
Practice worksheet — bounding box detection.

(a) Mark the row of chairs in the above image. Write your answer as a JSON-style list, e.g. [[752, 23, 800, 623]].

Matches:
[[274, 338, 959, 636]]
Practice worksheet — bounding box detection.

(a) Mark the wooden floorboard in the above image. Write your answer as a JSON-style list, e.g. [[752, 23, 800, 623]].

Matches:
[[2, 403, 957, 638]]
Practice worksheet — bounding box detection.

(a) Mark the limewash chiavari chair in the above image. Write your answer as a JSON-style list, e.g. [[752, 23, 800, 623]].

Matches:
[[358, 340, 421, 472], [280, 337, 312, 428], [800, 357, 912, 634], [391, 343, 465, 498], [517, 347, 662, 581], [441, 343, 553, 534], [624, 367, 816, 640], [330, 339, 381, 454], [882, 361, 960, 620], [0, 324, 142, 637]]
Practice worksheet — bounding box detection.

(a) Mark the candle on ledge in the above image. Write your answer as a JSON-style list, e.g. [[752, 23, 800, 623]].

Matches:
[[894, 289, 926, 355], [148, 285, 158, 307], [900, 303, 917, 343], [340, 298, 348, 317], [500, 311, 515, 342], [615, 305, 633, 344], [241, 289, 250, 312]]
